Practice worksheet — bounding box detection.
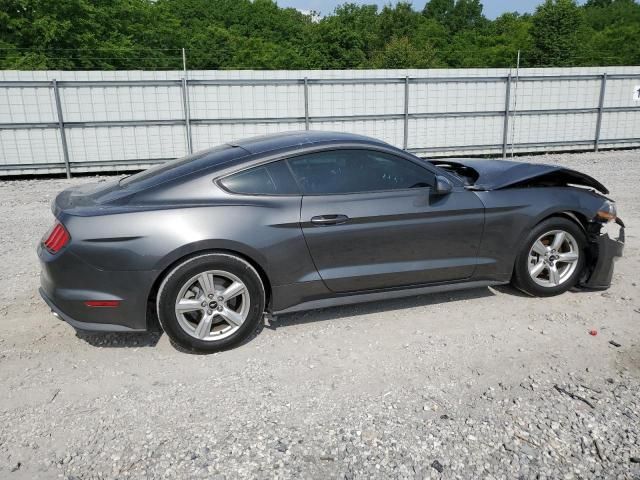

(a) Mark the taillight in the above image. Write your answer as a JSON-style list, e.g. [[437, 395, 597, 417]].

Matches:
[[42, 222, 70, 254]]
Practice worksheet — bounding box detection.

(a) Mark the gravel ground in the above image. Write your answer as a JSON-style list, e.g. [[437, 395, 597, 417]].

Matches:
[[0, 149, 639, 479]]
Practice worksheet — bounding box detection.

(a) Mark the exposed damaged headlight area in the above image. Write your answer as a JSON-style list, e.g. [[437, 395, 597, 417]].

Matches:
[[599, 217, 625, 240], [595, 199, 618, 223], [590, 199, 624, 243]]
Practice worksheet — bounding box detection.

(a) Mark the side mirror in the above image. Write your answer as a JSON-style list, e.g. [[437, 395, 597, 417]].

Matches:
[[434, 175, 453, 195]]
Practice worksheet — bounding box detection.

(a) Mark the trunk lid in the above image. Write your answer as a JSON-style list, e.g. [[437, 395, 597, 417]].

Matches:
[[53, 179, 132, 217]]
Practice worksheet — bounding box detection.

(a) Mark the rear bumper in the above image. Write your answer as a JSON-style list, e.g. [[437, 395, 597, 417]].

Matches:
[[39, 287, 145, 332], [38, 245, 156, 332], [581, 220, 625, 290]]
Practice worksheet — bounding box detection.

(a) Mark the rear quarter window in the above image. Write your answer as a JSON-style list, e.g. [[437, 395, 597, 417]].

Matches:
[[220, 160, 299, 195]]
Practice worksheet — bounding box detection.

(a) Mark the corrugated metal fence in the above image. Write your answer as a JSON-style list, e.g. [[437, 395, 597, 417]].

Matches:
[[1, 67, 639, 177]]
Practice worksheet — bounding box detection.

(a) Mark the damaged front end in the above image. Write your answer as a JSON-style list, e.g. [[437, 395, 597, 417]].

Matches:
[[581, 214, 625, 290], [429, 157, 624, 290]]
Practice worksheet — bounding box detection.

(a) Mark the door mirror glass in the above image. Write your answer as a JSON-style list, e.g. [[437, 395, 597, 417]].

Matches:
[[434, 175, 453, 195]]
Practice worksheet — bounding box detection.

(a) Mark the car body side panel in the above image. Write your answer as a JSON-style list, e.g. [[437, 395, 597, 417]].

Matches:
[[472, 186, 607, 280], [44, 187, 320, 329], [300, 188, 485, 292], [62, 203, 311, 283], [270, 280, 333, 312], [60, 176, 317, 286]]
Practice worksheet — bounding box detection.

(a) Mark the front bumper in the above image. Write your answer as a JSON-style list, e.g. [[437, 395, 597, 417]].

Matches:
[[581, 219, 625, 290]]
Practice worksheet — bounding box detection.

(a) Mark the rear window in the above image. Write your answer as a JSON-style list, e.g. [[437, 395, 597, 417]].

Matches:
[[220, 160, 299, 195], [120, 144, 246, 190]]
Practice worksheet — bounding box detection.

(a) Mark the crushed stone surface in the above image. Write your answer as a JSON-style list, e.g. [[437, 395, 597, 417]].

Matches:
[[0, 149, 639, 479]]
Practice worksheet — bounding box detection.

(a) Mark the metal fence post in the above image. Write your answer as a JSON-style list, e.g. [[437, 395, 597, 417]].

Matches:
[[52, 79, 71, 178], [594, 73, 607, 152], [403, 76, 409, 150], [181, 77, 193, 154], [303, 77, 310, 130], [501, 74, 512, 159]]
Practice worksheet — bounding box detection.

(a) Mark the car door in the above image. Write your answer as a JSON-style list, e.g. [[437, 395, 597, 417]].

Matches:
[[287, 148, 485, 293]]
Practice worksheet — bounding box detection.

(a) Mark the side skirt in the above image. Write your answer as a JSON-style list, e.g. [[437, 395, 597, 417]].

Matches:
[[273, 280, 506, 315]]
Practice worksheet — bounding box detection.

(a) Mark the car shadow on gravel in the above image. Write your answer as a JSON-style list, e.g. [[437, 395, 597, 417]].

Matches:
[[271, 286, 495, 329], [493, 283, 599, 297], [68, 284, 596, 352], [75, 331, 162, 348], [72, 288, 495, 350]]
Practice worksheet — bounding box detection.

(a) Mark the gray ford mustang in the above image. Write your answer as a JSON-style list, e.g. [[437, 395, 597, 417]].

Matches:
[[38, 131, 624, 352]]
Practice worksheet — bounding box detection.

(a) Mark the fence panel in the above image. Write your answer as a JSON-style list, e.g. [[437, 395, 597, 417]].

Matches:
[[0, 67, 639, 176]]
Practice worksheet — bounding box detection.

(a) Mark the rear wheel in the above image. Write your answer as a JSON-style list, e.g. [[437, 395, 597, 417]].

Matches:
[[512, 217, 586, 297], [157, 253, 265, 353]]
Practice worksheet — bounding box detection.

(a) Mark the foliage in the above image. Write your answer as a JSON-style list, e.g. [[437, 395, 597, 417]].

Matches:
[[0, 0, 638, 69], [529, 0, 583, 66]]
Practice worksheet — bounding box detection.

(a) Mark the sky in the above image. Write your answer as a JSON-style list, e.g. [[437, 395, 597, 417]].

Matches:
[[276, 0, 546, 19]]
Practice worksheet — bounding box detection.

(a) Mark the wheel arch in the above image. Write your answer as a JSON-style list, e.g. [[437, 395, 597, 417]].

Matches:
[[510, 210, 592, 282], [511, 210, 589, 261], [553, 210, 590, 231], [529, 208, 591, 232], [145, 246, 273, 331]]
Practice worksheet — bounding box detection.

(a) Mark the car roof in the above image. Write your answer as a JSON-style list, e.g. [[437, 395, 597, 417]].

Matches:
[[119, 131, 396, 192], [230, 130, 389, 155]]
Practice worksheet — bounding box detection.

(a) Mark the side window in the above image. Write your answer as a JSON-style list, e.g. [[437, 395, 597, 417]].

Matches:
[[220, 160, 299, 195], [286, 149, 435, 195]]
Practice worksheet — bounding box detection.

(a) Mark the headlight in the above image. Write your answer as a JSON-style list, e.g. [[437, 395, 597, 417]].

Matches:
[[595, 200, 617, 223]]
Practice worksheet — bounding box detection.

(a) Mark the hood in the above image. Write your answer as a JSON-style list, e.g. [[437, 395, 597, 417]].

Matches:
[[430, 158, 609, 195]]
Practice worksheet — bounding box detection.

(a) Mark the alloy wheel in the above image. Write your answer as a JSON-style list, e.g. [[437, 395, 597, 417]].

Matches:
[[527, 230, 580, 288], [174, 270, 250, 341]]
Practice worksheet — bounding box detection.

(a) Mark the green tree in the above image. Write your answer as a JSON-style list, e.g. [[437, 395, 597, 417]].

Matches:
[[423, 0, 455, 24], [448, 0, 486, 33], [529, 0, 583, 67], [446, 12, 531, 67], [310, 21, 367, 68], [412, 17, 449, 63], [578, 0, 640, 65], [315, 3, 380, 63], [423, 0, 486, 34], [378, 2, 422, 43], [373, 36, 439, 68], [0, 0, 639, 70]]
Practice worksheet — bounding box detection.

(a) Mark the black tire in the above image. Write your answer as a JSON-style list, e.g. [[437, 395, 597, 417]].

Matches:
[[156, 252, 265, 353], [512, 217, 587, 297]]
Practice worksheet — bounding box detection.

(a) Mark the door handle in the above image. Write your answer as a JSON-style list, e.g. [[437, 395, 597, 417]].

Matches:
[[310, 214, 349, 226]]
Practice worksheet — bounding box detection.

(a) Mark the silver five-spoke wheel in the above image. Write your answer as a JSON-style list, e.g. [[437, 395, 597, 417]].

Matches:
[[174, 270, 249, 341], [527, 230, 580, 288]]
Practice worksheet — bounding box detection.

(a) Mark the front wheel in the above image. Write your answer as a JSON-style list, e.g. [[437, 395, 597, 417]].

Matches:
[[512, 217, 586, 297], [156, 253, 266, 353]]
